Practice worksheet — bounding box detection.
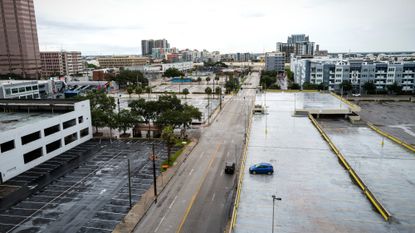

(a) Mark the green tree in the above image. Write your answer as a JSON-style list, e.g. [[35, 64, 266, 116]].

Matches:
[[112, 70, 147, 88], [387, 82, 402, 95], [197, 77, 202, 85], [129, 98, 158, 138], [78, 90, 116, 133], [182, 88, 189, 99], [127, 85, 134, 98], [225, 77, 240, 94], [302, 82, 319, 90], [215, 87, 222, 96], [206, 77, 211, 84], [117, 109, 139, 135], [362, 82, 376, 94], [145, 86, 152, 99], [135, 86, 143, 97], [340, 81, 353, 94], [106, 111, 118, 139], [161, 125, 178, 166], [289, 83, 301, 90], [164, 68, 185, 78]]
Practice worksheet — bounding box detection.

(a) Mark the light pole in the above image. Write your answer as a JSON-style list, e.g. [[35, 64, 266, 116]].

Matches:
[[272, 195, 282, 233], [151, 144, 158, 203]]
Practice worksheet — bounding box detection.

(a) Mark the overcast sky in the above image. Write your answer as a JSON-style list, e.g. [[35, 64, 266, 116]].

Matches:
[[34, 0, 415, 55]]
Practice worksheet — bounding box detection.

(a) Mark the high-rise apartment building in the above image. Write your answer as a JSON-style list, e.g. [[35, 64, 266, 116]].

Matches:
[[0, 0, 41, 79], [277, 34, 315, 63], [141, 39, 170, 56], [40, 51, 84, 77], [265, 52, 285, 72]]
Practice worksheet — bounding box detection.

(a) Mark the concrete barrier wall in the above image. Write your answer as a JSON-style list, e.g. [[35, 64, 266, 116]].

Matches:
[[367, 123, 415, 153], [309, 114, 391, 222], [330, 92, 362, 112]]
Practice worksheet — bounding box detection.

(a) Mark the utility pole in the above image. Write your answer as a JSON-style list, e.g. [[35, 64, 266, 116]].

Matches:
[[152, 144, 158, 203], [272, 195, 282, 233]]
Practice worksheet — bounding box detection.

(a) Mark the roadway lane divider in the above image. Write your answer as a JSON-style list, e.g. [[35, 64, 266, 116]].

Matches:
[[367, 122, 415, 153], [228, 98, 255, 233], [309, 114, 391, 222]]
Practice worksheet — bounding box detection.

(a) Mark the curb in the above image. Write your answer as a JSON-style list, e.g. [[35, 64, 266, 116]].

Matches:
[[228, 98, 255, 233], [309, 114, 391, 222], [330, 92, 362, 112], [112, 139, 199, 233], [367, 123, 415, 153]]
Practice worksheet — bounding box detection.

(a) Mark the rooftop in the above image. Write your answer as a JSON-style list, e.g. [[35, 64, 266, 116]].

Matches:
[[0, 112, 56, 132]]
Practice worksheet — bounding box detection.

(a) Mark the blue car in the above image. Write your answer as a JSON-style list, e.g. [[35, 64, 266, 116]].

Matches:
[[249, 163, 274, 175]]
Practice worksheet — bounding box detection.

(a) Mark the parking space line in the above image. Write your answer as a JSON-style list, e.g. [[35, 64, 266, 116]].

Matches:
[[154, 214, 166, 232], [211, 193, 216, 202], [188, 169, 194, 176]]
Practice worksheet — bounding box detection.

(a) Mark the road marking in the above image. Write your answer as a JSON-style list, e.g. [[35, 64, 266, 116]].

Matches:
[[154, 215, 166, 232], [220, 169, 224, 176], [176, 144, 222, 233], [212, 193, 216, 202], [169, 195, 178, 209], [226, 151, 230, 158], [188, 169, 194, 176]]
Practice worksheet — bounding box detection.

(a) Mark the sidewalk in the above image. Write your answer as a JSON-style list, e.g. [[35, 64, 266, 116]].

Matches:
[[112, 139, 198, 233]]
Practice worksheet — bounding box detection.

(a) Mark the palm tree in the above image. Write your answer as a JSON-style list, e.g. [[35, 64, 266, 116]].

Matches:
[[161, 125, 178, 166], [206, 77, 211, 85], [197, 77, 202, 85]]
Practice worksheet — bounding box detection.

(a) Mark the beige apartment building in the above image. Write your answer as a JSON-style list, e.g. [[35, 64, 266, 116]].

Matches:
[[0, 0, 41, 79], [40, 51, 84, 77], [97, 56, 149, 68]]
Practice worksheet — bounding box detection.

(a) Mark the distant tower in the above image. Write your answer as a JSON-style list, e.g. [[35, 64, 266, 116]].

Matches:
[[0, 0, 41, 79]]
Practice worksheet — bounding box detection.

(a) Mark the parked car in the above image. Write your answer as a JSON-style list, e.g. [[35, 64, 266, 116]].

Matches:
[[224, 162, 235, 175], [249, 163, 274, 175]]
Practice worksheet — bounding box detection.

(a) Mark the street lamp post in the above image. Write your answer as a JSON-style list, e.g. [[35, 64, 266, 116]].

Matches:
[[272, 195, 282, 233], [151, 144, 158, 203]]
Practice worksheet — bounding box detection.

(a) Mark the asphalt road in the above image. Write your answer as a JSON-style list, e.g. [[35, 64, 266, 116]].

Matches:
[[134, 73, 259, 233]]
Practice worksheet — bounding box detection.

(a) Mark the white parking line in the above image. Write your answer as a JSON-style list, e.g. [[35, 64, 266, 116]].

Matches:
[[189, 168, 194, 176], [212, 192, 216, 202], [220, 169, 224, 176]]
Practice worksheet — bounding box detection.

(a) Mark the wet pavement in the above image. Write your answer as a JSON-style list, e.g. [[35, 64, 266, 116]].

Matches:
[[319, 118, 415, 232], [0, 140, 172, 233], [293, 92, 350, 112], [358, 102, 415, 145], [234, 92, 392, 233]]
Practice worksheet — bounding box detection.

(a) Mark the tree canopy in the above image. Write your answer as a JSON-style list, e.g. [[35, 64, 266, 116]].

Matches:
[[164, 68, 185, 78], [112, 70, 148, 88]]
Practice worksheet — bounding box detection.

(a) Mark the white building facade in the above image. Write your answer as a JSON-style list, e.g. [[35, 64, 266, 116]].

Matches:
[[0, 99, 92, 183]]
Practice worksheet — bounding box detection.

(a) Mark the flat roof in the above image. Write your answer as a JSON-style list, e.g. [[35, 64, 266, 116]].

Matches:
[[0, 99, 81, 105], [234, 92, 391, 233], [0, 112, 57, 132]]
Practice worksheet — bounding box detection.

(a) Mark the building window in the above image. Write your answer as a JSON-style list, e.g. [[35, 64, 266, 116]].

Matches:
[[46, 140, 62, 153], [19, 87, 25, 93], [44, 124, 60, 136], [25, 86, 32, 92], [5, 89, 11, 95], [63, 119, 77, 129], [32, 85, 38, 90], [64, 133, 78, 145], [23, 148, 43, 164], [78, 116, 84, 124], [12, 88, 18, 94], [1, 140, 15, 153], [21, 131, 41, 145], [80, 128, 89, 138]]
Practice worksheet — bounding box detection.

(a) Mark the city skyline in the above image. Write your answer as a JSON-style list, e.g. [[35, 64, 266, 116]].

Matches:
[[35, 0, 415, 55]]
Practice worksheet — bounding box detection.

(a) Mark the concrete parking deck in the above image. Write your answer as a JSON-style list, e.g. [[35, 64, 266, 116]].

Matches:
[[234, 92, 391, 233], [319, 119, 415, 232]]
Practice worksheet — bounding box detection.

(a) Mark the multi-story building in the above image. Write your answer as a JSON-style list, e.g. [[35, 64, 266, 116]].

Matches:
[[0, 0, 41, 79], [97, 56, 149, 68], [0, 99, 92, 183], [277, 34, 315, 63], [290, 57, 415, 93], [141, 39, 170, 56], [265, 52, 285, 72], [40, 51, 84, 77]]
